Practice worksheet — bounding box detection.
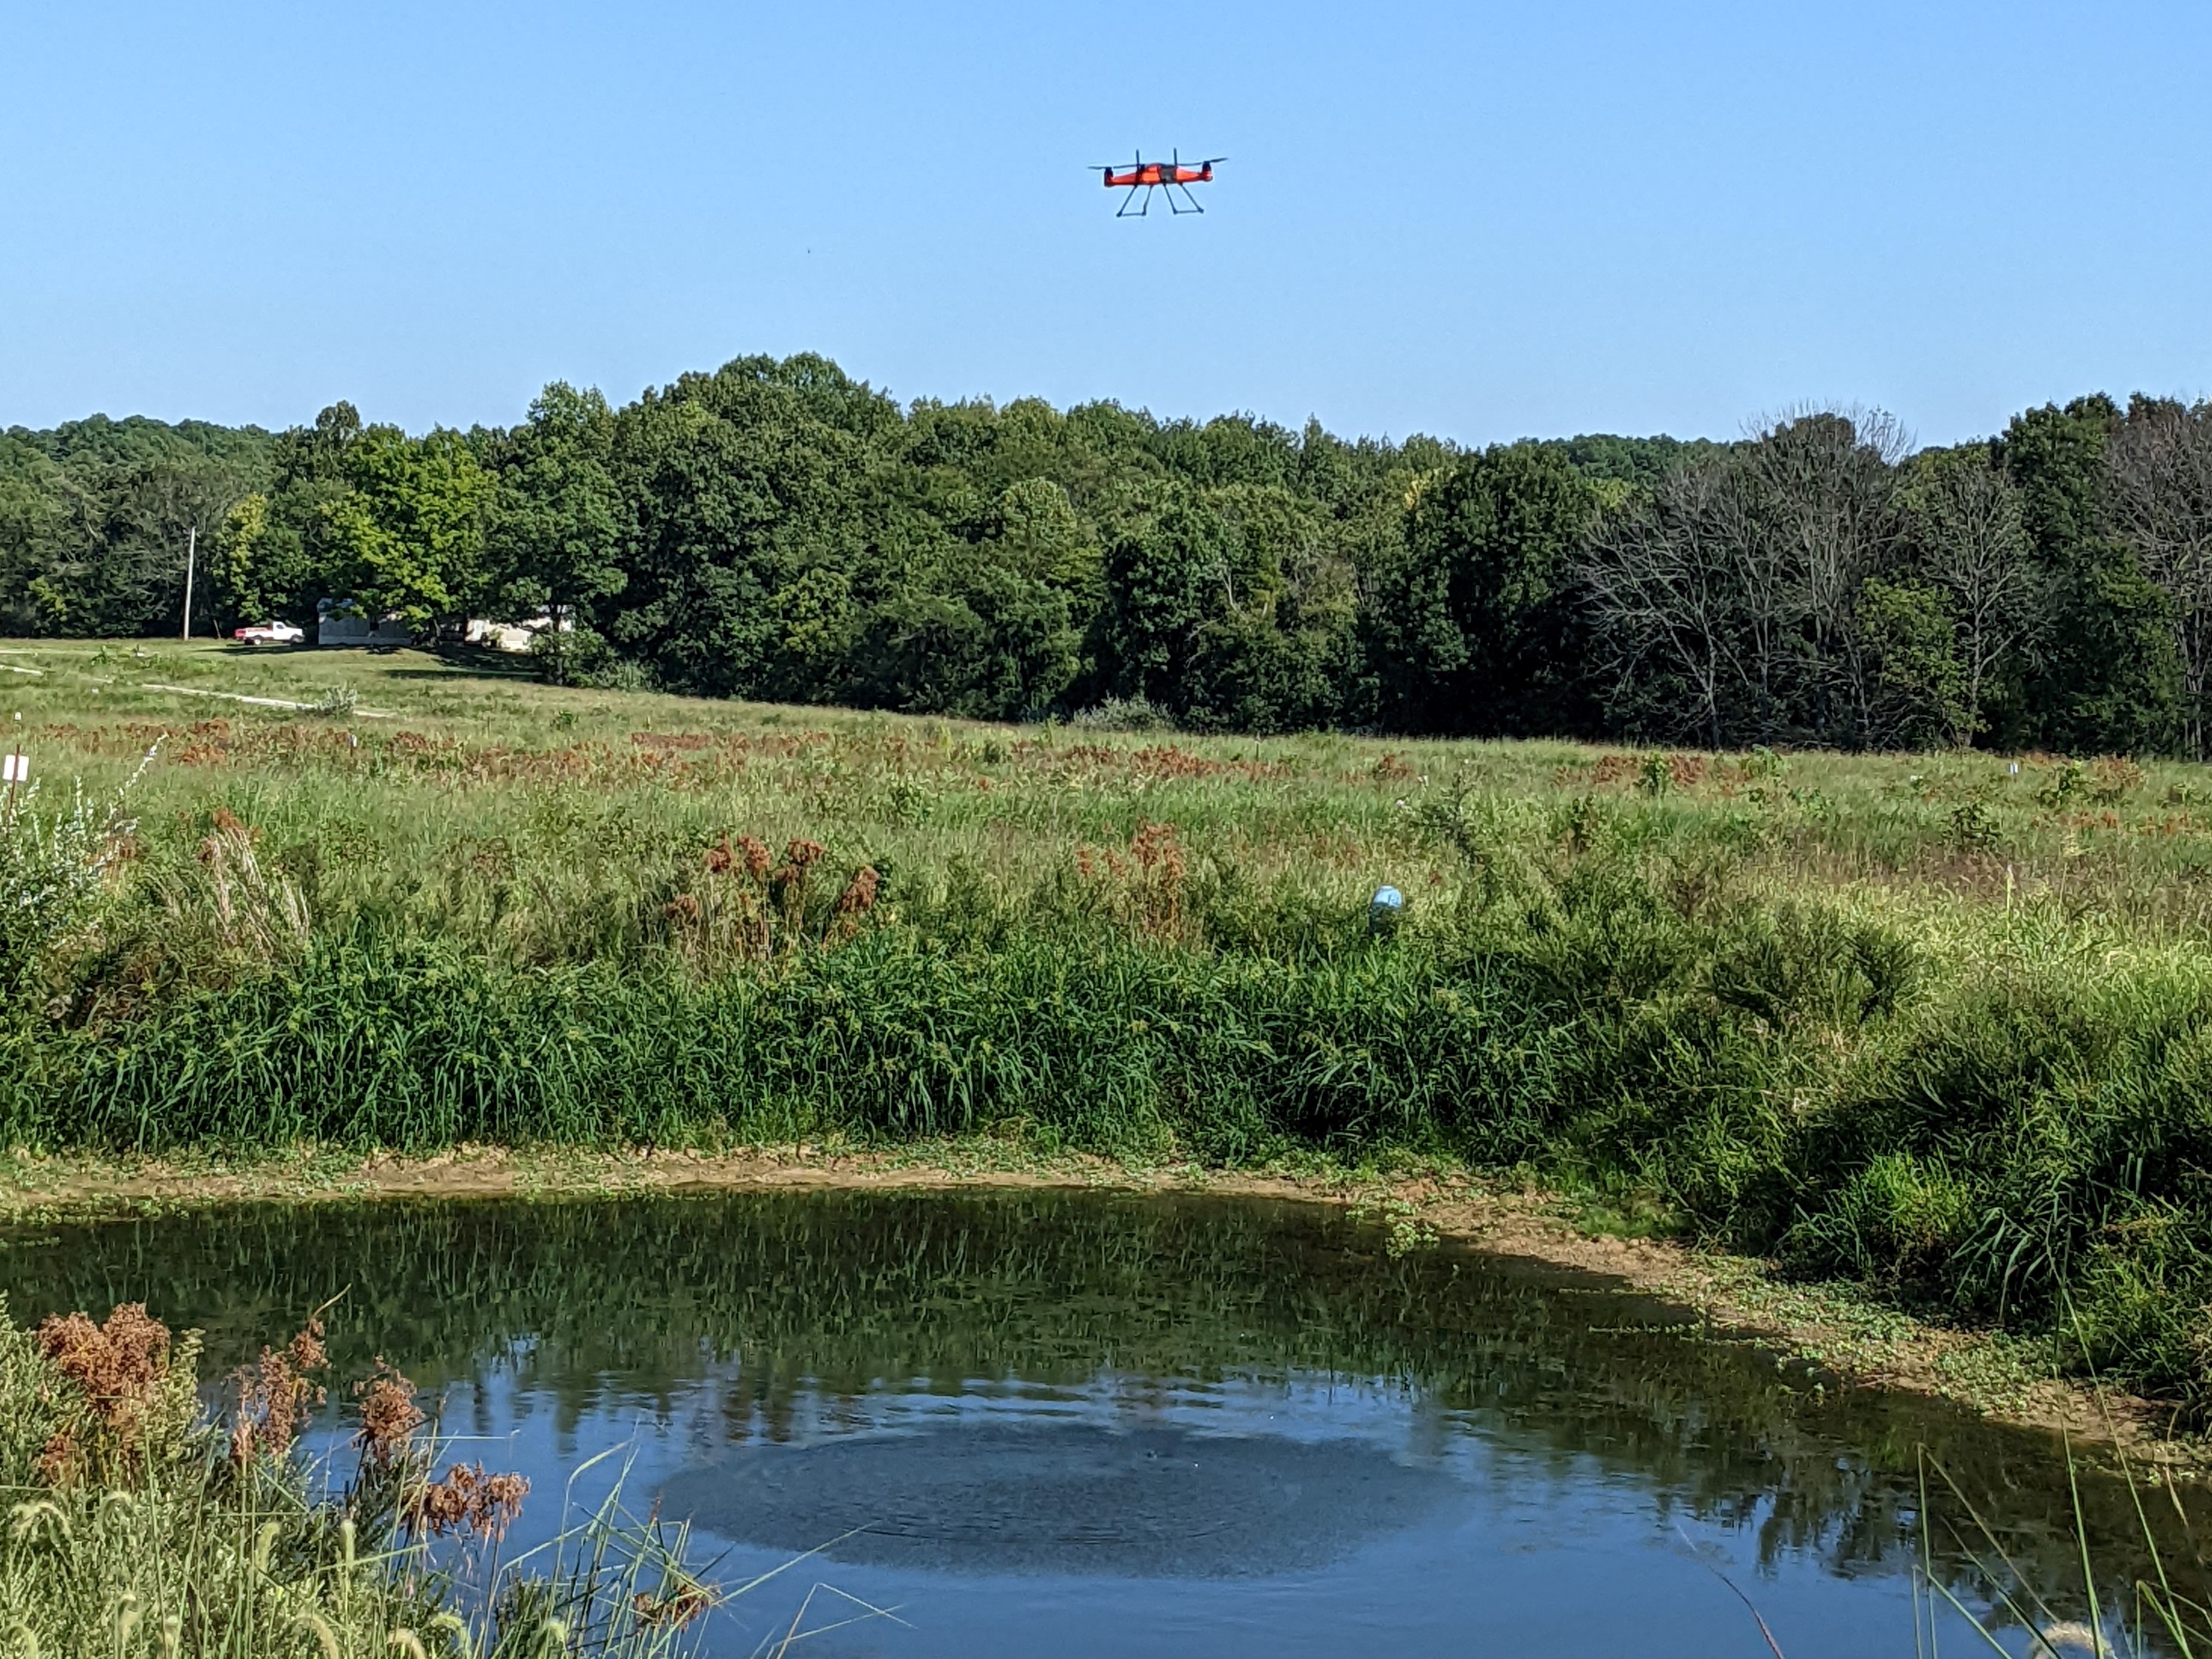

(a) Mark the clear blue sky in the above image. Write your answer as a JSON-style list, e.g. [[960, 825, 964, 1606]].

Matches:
[[5, 2, 2207, 449]]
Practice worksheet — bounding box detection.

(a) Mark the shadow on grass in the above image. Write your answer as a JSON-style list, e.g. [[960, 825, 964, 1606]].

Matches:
[[350, 646, 543, 683]]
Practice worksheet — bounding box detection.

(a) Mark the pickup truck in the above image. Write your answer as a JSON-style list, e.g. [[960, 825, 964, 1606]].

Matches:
[[231, 622, 307, 646]]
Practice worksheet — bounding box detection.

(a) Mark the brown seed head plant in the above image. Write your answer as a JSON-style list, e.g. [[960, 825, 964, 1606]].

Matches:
[[1128, 820, 1189, 939], [403, 1463, 529, 1544], [32, 1303, 197, 1485], [1372, 753, 1417, 783], [353, 1361, 427, 1470], [767, 839, 828, 938], [738, 834, 773, 882], [835, 865, 879, 914], [631, 1571, 722, 1630], [1075, 822, 1191, 942], [229, 1316, 330, 1464], [36, 1305, 169, 1427], [2091, 755, 2147, 803], [830, 865, 881, 940], [673, 831, 804, 965]]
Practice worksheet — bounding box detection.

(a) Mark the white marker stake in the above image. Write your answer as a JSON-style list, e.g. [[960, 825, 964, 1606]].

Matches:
[[2, 714, 21, 825]]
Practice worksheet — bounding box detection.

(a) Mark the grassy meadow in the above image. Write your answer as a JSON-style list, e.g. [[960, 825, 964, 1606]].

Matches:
[[11, 637, 2212, 1408]]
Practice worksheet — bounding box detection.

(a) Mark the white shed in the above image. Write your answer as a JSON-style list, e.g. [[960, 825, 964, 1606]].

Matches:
[[316, 600, 412, 647]]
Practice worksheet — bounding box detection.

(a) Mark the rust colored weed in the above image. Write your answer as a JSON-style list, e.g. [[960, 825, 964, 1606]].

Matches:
[[835, 865, 880, 917], [37, 1305, 168, 1433], [739, 834, 773, 880], [1591, 754, 1637, 785], [633, 1577, 722, 1629], [34, 1304, 178, 1484], [353, 1362, 427, 1470], [830, 865, 881, 940], [229, 1318, 330, 1464], [1373, 754, 1417, 783], [403, 1463, 529, 1543], [1076, 821, 1191, 941]]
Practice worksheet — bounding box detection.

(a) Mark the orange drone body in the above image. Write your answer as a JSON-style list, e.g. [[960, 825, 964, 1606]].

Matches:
[[1098, 151, 1223, 216], [1103, 159, 1214, 188]]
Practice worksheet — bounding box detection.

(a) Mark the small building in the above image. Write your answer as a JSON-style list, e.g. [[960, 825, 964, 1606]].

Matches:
[[316, 600, 412, 647]]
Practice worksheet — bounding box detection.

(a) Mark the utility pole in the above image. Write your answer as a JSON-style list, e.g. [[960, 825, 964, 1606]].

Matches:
[[181, 526, 196, 640]]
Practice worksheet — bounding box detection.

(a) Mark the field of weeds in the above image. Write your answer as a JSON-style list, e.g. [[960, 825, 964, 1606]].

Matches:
[[14, 638, 2212, 1411]]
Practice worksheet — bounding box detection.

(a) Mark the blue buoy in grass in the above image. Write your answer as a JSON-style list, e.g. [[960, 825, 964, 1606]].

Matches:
[[1369, 886, 1405, 936]]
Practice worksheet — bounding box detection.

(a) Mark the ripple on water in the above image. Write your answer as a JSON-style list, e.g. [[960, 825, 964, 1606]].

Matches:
[[658, 1419, 1464, 1578]]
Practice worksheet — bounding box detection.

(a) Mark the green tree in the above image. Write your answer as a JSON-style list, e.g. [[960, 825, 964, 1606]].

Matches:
[[1365, 444, 1602, 736], [0, 416, 271, 637], [210, 492, 314, 628], [989, 476, 1097, 594], [1856, 577, 1968, 749], [321, 426, 491, 634], [1099, 487, 1229, 712], [247, 402, 365, 628], [603, 356, 886, 700], [489, 384, 626, 635], [1180, 484, 1356, 732], [862, 566, 1078, 720], [856, 481, 1087, 720], [2000, 397, 2178, 754]]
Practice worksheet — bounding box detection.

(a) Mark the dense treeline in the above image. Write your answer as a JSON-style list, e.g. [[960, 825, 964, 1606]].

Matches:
[[6, 357, 2211, 755]]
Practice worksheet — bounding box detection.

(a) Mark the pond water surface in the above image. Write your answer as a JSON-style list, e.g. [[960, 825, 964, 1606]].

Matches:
[[1, 1189, 2198, 1657]]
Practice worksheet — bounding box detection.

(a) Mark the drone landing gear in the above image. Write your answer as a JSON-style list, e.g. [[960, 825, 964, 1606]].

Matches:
[[1115, 183, 1207, 217]]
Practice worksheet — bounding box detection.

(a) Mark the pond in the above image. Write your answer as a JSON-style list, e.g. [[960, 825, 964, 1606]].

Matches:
[[0, 1188, 2194, 1657]]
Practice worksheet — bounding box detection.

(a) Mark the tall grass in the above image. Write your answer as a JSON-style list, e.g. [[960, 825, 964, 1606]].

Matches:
[[0, 1296, 728, 1659], [15, 644, 2212, 1411]]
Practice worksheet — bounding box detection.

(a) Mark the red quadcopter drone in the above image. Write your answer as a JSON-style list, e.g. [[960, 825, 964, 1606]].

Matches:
[[1099, 150, 1224, 216]]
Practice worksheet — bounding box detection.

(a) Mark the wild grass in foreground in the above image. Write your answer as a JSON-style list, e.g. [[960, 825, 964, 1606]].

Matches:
[[0, 1294, 796, 1659], [15, 643, 2212, 1416]]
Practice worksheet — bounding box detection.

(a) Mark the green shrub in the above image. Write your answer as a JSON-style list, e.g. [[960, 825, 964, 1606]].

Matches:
[[0, 769, 143, 995]]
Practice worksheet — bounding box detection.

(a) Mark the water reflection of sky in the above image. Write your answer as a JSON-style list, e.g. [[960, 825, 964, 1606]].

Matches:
[[302, 1361, 1997, 1656], [1, 1192, 2167, 1657]]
